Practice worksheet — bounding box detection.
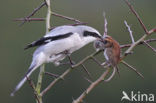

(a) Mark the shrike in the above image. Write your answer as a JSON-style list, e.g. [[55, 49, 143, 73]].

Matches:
[[11, 25, 103, 96]]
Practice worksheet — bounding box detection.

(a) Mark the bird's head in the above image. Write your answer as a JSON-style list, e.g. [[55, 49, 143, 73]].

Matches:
[[76, 25, 102, 43]]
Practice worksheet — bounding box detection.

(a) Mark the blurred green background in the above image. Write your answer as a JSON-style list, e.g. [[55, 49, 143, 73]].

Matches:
[[0, 0, 156, 103]]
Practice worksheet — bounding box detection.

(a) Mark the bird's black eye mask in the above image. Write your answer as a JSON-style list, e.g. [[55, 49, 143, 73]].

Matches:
[[83, 31, 101, 39]]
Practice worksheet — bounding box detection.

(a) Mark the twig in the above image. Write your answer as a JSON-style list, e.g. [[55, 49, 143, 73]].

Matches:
[[14, 18, 45, 21], [124, 28, 156, 55], [45, 0, 51, 32], [72, 68, 111, 103], [26, 76, 40, 103], [121, 60, 144, 78], [125, 0, 149, 34], [51, 12, 82, 23], [50, 22, 87, 30], [103, 12, 108, 36], [91, 56, 104, 68], [124, 20, 135, 43], [84, 77, 93, 84], [81, 64, 92, 79], [45, 72, 60, 78], [143, 41, 156, 54], [36, 65, 45, 103], [19, 2, 46, 26], [120, 38, 156, 48]]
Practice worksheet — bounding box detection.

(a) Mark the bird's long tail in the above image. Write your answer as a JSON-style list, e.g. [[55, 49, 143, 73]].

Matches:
[[10, 62, 39, 96]]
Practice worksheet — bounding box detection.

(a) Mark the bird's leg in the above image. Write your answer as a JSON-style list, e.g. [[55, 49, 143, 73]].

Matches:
[[63, 50, 75, 66], [115, 66, 120, 77]]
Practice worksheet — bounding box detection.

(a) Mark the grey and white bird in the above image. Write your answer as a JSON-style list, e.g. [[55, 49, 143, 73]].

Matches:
[[11, 25, 103, 96]]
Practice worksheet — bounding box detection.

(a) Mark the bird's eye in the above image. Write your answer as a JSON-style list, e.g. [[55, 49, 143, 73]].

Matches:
[[103, 40, 108, 44]]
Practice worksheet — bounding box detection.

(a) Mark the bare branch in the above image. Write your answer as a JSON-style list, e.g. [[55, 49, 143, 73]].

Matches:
[[52, 12, 82, 23], [26, 76, 40, 103], [19, 2, 46, 26], [121, 60, 144, 78], [143, 41, 156, 54], [91, 56, 104, 68], [14, 18, 45, 21], [84, 77, 93, 84], [81, 64, 92, 79], [73, 68, 111, 103], [124, 28, 156, 55], [103, 12, 108, 36], [120, 38, 156, 48], [45, 72, 60, 78], [50, 22, 87, 30], [125, 0, 149, 34], [124, 20, 135, 43]]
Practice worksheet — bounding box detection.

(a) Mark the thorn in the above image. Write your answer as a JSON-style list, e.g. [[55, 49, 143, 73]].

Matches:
[[121, 60, 144, 79], [83, 76, 93, 83], [81, 64, 92, 80], [45, 72, 59, 78]]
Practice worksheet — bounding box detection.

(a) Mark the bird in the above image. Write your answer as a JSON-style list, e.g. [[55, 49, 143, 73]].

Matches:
[[10, 25, 103, 96]]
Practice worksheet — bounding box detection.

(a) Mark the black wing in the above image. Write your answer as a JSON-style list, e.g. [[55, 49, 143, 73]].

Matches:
[[24, 32, 73, 50], [24, 37, 50, 50]]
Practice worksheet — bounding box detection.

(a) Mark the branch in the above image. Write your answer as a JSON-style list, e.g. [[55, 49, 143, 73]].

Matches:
[[19, 2, 46, 26], [14, 18, 45, 21], [124, 20, 135, 43], [45, 0, 51, 33], [121, 60, 144, 78], [124, 0, 156, 55], [26, 76, 40, 103], [72, 68, 111, 103], [51, 12, 82, 23], [103, 12, 108, 36], [124, 27, 156, 55], [120, 38, 156, 48], [50, 22, 87, 30], [125, 0, 149, 34], [35, 0, 52, 103], [143, 41, 156, 54]]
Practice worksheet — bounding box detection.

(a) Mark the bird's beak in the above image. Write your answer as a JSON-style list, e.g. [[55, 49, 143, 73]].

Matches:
[[98, 37, 105, 43]]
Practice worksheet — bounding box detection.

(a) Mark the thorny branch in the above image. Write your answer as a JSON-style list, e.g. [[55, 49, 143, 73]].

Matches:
[[143, 41, 156, 54], [124, 20, 135, 43], [15, 1, 85, 26], [125, 0, 149, 34], [73, 0, 156, 102], [15, 0, 156, 103], [26, 76, 40, 103], [19, 2, 46, 26]]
